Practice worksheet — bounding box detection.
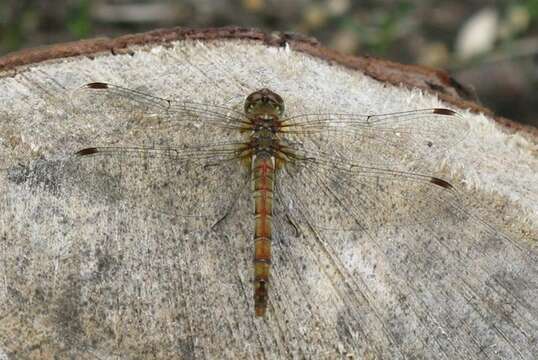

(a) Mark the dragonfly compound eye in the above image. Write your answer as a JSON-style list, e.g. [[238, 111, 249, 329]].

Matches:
[[275, 103, 284, 116]]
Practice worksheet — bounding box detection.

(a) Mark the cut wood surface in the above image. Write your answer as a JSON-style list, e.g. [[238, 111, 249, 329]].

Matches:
[[0, 27, 536, 359]]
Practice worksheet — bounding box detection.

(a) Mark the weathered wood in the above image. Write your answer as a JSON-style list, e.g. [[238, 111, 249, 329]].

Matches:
[[0, 27, 536, 359]]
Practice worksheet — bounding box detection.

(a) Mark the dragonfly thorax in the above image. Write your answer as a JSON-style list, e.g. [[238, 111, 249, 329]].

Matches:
[[250, 128, 278, 156], [251, 115, 279, 133], [244, 89, 285, 160]]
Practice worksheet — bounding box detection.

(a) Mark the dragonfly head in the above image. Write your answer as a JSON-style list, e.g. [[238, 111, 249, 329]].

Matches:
[[245, 88, 285, 117]]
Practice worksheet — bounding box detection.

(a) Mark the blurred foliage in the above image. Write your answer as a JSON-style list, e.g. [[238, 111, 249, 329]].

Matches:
[[0, 0, 537, 126], [66, 0, 92, 38], [526, 0, 538, 19]]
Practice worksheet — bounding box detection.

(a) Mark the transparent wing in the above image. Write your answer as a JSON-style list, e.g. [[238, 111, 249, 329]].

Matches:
[[275, 143, 513, 254], [71, 82, 466, 170], [68, 82, 474, 236], [281, 108, 468, 168], [277, 148, 464, 234], [70, 82, 248, 133], [69, 142, 251, 230], [69, 82, 256, 231]]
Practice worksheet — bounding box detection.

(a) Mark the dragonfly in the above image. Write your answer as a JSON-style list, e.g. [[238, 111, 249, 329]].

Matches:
[[70, 82, 467, 317]]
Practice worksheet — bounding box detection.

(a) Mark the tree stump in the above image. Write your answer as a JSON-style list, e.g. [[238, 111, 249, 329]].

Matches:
[[0, 27, 536, 359]]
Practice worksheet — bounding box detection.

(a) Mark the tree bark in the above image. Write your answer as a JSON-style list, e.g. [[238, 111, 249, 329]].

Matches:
[[0, 27, 536, 359]]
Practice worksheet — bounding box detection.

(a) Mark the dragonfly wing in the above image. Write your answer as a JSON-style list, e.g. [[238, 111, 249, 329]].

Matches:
[[282, 109, 468, 168], [67, 143, 251, 230], [67, 82, 254, 231], [69, 82, 247, 134], [277, 151, 469, 236]]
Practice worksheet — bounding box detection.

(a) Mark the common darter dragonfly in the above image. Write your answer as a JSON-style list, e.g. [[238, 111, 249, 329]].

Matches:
[[71, 82, 469, 317]]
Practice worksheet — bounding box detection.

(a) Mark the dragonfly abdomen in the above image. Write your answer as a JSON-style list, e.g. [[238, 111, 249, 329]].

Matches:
[[252, 154, 275, 317]]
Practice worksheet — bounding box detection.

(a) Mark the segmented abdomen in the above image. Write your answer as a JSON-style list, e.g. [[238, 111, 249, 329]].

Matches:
[[252, 154, 274, 317]]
